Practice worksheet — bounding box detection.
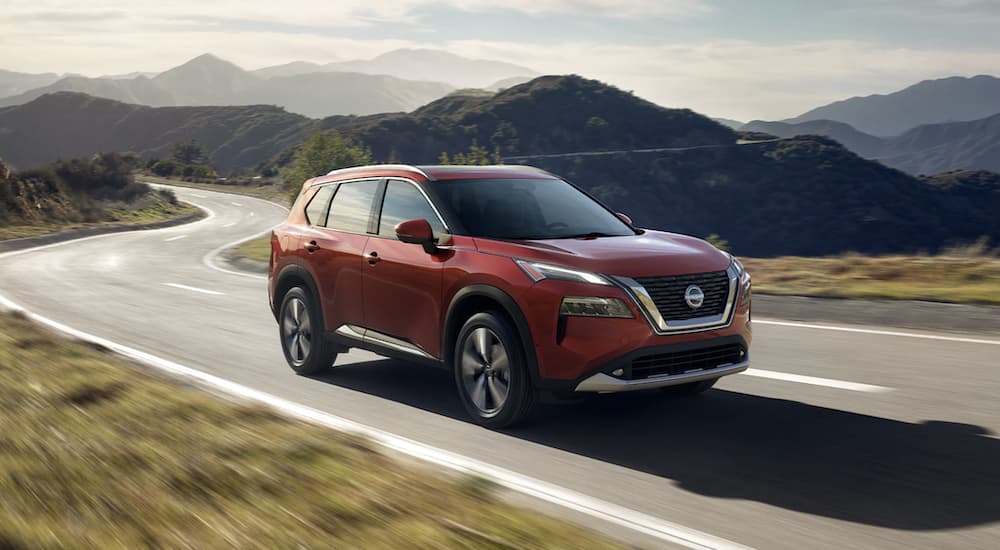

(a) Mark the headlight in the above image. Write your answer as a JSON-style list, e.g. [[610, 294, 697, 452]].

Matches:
[[515, 260, 612, 286], [729, 254, 745, 277], [560, 296, 634, 318]]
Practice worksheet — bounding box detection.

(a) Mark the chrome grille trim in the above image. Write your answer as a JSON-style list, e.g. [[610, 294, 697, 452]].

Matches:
[[612, 264, 740, 335]]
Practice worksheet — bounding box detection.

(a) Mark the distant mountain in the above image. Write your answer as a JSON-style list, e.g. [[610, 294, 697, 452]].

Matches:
[[251, 61, 324, 79], [0, 54, 454, 117], [0, 92, 317, 171], [741, 119, 885, 157], [99, 71, 158, 80], [321, 49, 538, 89], [0, 69, 61, 98], [312, 75, 736, 163], [713, 118, 744, 130], [879, 114, 1000, 175], [786, 75, 1000, 136]]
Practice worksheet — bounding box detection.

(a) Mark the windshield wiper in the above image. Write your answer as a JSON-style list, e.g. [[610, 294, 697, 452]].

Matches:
[[562, 232, 618, 239]]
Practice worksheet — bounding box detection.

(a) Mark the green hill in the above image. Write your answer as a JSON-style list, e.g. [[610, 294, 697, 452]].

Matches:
[[0, 92, 317, 171], [520, 137, 1000, 256], [316, 75, 736, 162]]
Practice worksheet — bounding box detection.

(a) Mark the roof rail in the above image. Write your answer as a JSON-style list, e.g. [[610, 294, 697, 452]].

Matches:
[[325, 164, 431, 179]]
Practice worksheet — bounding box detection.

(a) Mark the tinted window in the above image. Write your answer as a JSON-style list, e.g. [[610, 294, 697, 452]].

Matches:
[[326, 180, 378, 233], [434, 178, 635, 240], [304, 186, 335, 226], [378, 180, 445, 238]]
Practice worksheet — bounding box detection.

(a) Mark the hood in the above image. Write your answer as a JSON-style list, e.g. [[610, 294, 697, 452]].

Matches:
[[473, 230, 731, 278]]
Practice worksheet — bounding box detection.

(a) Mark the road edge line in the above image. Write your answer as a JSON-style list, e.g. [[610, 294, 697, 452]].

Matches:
[[0, 292, 748, 550]]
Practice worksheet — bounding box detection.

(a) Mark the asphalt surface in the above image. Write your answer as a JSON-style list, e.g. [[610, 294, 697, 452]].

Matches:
[[2, 185, 999, 549]]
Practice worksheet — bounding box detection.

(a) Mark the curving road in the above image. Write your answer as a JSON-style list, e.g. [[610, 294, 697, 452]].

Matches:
[[2, 185, 999, 549]]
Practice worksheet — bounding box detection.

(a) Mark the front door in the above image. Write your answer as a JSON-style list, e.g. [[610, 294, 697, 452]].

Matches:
[[362, 179, 449, 359]]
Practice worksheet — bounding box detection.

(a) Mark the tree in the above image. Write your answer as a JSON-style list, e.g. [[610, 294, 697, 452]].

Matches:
[[172, 140, 207, 165], [281, 131, 372, 203], [441, 140, 496, 166]]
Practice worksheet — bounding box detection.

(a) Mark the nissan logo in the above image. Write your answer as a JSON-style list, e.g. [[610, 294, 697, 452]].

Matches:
[[684, 285, 705, 309]]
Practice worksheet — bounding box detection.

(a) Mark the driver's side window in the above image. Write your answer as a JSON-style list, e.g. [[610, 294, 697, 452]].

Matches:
[[378, 180, 445, 239]]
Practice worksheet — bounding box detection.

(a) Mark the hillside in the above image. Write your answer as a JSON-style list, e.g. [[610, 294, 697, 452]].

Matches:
[[315, 75, 737, 163], [878, 114, 1000, 175], [0, 54, 454, 118], [0, 92, 317, 171], [741, 120, 884, 157], [786, 75, 1000, 136], [743, 114, 1000, 175], [519, 137, 1000, 256], [0, 155, 192, 239]]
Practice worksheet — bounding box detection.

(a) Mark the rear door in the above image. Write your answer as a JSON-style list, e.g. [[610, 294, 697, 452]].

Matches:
[[303, 178, 380, 333], [362, 179, 449, 359]]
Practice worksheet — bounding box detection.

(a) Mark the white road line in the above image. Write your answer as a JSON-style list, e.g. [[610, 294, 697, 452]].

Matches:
[[164, 235, 187, 242], [190, 193, 207, 198], [162, 283, 224, 296], [755, 319, 1000, 346], [231, 201, 243, 206], [0, 293, 747, 550], [249, 212, 255, 217], [222, 222, 237, 228], [741, 369, 892, 393]]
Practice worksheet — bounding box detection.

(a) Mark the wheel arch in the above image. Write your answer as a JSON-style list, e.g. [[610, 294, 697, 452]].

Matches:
[[443, 285, 540, 386], [272, 264, 322, 324]]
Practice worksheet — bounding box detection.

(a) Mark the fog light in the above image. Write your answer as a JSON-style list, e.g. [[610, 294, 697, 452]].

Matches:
[[559, 297, 633, 318], [611, 368, 625, 377]]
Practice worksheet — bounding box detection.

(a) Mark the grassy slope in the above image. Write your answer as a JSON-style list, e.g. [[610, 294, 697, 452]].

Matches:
[[743, 254, 1000, 305], [0, 192, 196, 240], [0, 312, 619, 549], [237, 235, 272, 263]]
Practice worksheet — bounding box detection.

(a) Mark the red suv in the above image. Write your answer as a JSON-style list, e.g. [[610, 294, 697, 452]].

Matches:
[[269, 165, 751, 427]]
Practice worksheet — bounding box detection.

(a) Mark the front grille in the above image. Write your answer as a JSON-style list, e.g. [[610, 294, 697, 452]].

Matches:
[[634, 271, 730, 321], [629, 343, 744, 380]]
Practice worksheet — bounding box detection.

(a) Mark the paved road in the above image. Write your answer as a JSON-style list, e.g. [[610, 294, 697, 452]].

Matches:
[[2, 186, 999, 549]]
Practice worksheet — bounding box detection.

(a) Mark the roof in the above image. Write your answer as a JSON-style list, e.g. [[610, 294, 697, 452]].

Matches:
[[310, 164, 555, 186]]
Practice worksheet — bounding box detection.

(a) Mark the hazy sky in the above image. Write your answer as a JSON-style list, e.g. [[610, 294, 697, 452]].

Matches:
[[2, 0, 999, 120]]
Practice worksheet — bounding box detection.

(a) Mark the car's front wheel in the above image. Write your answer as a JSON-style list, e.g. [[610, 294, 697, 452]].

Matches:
[[454, 312, 535, 428], [279, 286, 338, 375]]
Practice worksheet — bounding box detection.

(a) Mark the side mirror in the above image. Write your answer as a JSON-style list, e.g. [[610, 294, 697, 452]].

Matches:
[[395, 219, 438, 253], [616, 212, 634, 226]]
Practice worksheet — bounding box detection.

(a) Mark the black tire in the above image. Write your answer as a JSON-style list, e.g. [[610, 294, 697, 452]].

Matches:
[[661, 377, 718, 396], [453, 311, 535, 428], [278, 286, 338, 375]]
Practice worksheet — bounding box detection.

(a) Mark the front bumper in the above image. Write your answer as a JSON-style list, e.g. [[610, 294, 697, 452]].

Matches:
[[575, 356, 749, 392]]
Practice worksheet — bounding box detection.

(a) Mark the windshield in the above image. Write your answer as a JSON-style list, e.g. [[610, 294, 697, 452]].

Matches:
[[434, 178, 636, 240]]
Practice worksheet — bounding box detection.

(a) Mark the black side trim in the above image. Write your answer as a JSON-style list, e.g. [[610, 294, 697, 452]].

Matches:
[[443, 285, 541, 386]]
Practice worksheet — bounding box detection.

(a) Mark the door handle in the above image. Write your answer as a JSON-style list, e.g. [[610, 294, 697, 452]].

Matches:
[[367, 251, 380, 265], [304, 240, 320, 253]]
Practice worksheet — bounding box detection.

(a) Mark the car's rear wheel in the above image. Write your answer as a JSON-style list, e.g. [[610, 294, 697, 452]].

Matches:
[[279, 286, 337, 375], [661, 377, 718, 396], [454, 312, 535, 428]]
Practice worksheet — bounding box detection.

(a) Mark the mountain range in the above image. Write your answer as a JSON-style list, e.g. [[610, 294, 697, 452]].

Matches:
[[0, 50, 536, 119], [742, 113, 1000, 175], [1, 76, 997, 256], [784, 75, 1000, 136]]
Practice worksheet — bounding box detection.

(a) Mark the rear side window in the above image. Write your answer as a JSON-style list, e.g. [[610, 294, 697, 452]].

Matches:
[[326, 180, 379, 233], [304, 186, 335, 226], [378, 180, 445, 238]]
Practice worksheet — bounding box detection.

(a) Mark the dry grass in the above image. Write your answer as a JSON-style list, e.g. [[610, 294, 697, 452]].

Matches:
[[0, 193, 196, 241], [236, 235, 272, 264], [0, 312, 620, 549], [742, 251, 1000, 305]]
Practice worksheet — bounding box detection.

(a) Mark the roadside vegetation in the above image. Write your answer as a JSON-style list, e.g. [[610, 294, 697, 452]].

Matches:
[[0, 311, 620, 549], [0, 155, 196, 241], [236, 235, 272, 263], [743, 244, 1000, 305]]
